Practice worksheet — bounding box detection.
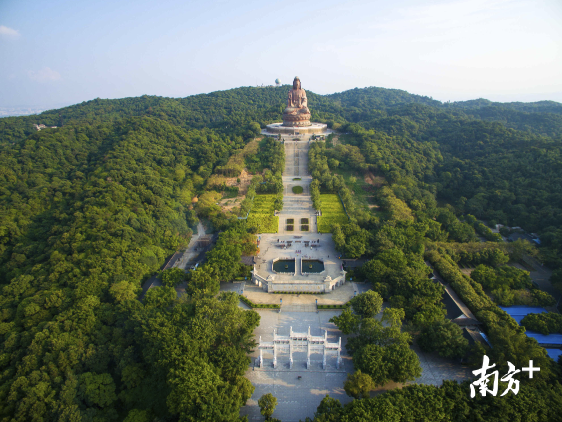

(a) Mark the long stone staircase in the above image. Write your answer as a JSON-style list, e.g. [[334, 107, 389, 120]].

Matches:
[[278, 141, 316, 234]]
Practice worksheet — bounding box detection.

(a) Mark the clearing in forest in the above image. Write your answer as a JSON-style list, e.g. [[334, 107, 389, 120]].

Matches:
[[317, 194, 348, 233]]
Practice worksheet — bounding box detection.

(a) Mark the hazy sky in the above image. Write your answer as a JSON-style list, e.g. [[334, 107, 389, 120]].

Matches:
[[1, 0, 561, 108]]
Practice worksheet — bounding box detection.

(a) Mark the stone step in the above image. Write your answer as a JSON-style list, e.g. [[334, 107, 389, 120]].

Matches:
[[280, 304, 317, 312]]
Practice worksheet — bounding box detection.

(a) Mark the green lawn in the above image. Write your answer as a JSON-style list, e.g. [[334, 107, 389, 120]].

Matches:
[[317, 194, 348, 233], [247, 194, 278, 233]]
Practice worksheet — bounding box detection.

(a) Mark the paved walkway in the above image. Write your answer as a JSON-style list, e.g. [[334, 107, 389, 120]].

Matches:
[[240, 309, 354, 422], [426, 261, 477, 320], [278, 141, 316, 235], [253, 139, 345, 288]]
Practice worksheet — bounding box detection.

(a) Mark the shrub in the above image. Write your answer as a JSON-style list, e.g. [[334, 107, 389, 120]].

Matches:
[[317, 304, 348, 309], [521, 312, 562, 335], [301, 218, 309, 224], [532, 289, 556, 307], [287, 225, 294, 231], [239, 295, 280, 309], [292, 186, 304, 194], [301, 225, 309, 231]]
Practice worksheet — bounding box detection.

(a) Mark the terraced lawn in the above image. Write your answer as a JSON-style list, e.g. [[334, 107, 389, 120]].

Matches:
[[317, 194, 348, 233], [247, 194, 279, 233]]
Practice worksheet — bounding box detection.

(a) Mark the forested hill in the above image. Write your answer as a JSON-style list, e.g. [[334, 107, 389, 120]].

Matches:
[[1, 83, 562, 420], [321, 88, 562, 266], [2, 84, 562, 254], [2, 85, 561, 145], [0, 114, 268, 420], [0, 86, 335, 145], [326, 87, 562, 137], [0, 88, 287, 144], [329, 87, 562, 115]]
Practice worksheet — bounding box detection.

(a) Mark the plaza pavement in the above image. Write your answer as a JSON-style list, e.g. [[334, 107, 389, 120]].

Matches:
[[239, 307, 474, 422], [240, 309, 354, 422], [253, 232, 344, 285]]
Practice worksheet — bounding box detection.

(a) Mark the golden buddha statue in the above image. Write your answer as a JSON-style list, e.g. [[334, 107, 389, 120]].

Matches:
[[282, 77, 311, 127]]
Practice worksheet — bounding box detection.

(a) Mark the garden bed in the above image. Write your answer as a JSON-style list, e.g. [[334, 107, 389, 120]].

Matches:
[[239, 295, 280, 309], [317, 194, 348, 233], [317, 304, 350, 309]]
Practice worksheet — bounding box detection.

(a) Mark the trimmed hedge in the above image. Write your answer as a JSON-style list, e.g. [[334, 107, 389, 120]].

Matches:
[[239, 295, 280, 309], [317, 304, 349, 309], [292, 186, 304, 194], [425, 250, 520, 332], [271, 291, 325, 295]]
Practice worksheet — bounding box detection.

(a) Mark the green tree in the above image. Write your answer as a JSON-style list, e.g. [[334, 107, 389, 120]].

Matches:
[[124, 409, 151, 422], [78, 373, 117, 408], [350, 290, 383, 319], [354, 342, 421, 386], [344, 370, 374, 399], [314, 395, 342, 420], [109, 280, 139, 302], [329, 308, 360, 334], [159, 267, 186, 287], [258, 393, 278, 420], [187, 267, 220, 298], [417, 319, 469, 358], [383, 342, 422, 383], [353, 344, 388, 386]]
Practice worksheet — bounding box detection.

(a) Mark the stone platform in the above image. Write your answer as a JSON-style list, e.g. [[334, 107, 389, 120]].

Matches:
[[252, 233, 346, 293], [264, 122, 328, 135]]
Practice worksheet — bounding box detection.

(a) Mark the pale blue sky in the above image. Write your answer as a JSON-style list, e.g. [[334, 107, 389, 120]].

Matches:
[[1, 0, 561, 108]]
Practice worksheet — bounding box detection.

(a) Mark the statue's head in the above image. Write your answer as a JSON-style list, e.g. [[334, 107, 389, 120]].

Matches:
[[293, 77, 301, 90]]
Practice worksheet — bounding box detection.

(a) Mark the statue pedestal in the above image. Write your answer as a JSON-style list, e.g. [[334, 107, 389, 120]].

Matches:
[[264, 122, 328, 135]]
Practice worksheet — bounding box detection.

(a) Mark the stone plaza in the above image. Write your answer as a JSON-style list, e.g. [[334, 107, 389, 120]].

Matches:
[[254, 122, 346, 293], [240, 309, 354, 422], [239, 306, 474, 422]]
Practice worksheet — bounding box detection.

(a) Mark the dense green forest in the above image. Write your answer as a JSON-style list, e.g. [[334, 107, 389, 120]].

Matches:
[[1, 84, 562, 421], [0, 113, 267, 420]]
